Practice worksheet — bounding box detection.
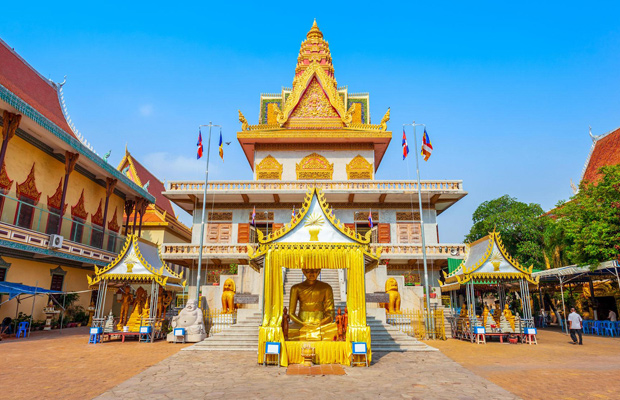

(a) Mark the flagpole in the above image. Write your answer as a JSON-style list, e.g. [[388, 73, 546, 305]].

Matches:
[[404, 121, 434, 339], [195, 122, 221, 301]]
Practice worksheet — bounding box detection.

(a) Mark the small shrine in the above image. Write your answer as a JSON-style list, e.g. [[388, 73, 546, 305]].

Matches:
[[87, 234, 185, 342], [441, 230, 539, 344], [249, 187, 380, 366]]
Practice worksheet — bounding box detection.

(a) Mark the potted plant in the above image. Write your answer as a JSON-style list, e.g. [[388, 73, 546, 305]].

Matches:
[[430, 288, 437, 299]]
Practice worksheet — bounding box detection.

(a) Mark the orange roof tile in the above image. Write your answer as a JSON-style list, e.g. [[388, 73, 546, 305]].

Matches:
[[582, 127, 620, 184]]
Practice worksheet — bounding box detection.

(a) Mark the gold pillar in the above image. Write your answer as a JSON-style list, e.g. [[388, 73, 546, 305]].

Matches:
[[101, 178, 117, 237], [57, 152, 80, 234]]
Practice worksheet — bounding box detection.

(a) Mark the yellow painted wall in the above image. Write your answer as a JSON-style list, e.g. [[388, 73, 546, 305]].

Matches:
[[0, 256, 114, 321], [2, 136, 124, 241]]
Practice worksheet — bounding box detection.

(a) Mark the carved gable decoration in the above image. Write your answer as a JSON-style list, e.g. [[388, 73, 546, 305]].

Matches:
[[288, 77, 341, 121], [71, 190, 89, 220], [16, 163, 41, 203], [346, 155, 373, 180], [91, 199, 104, 226], [0, 163, 13, 193], [296, 153, 333, 180], [256, 155, 283, 180], [47, 178, 67, 213], [108, 207, 120, 232]]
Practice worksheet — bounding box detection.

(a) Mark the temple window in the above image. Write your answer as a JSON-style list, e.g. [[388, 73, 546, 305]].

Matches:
[[70, 217, 85, 243], [248, 211, 274, 243], [0, 267, 6, 282], [353, 211, 379, 243], [90, 224, 104, 248], [106, 234, 117, 252], [396, 212, 422, 244], [45, 207, 61, 235], [15, 196, 36, 229]]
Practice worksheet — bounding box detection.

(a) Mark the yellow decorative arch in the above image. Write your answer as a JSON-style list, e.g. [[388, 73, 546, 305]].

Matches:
[[296, 153, 333, 180], [346, 155, 373, 180], [256, 155, 283, 180]]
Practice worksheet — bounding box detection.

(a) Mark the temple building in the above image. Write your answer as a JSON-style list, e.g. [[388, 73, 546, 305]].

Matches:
[[161, 21, 467, 311], [581, 126, 620, 185], [0, 38, 154, 320]]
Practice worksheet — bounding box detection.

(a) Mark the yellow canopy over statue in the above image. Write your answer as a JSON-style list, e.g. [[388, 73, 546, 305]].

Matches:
[[249, 187, 380, 366]]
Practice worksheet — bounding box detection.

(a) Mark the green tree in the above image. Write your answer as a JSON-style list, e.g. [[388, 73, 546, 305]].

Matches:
[[552, 165, 620, 266], [465, 195, 545, 269]]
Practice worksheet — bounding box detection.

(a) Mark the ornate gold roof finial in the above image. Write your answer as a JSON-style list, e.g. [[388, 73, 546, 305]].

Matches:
[[380, 108, 391, 131], [307, 19, 323, 40], [238, 110, 249, 131]]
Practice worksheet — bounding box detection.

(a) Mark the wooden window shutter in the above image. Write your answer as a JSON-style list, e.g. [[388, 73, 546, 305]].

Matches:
[[377, 223, 391, 243], [397, 223, 421, 244], [206, 224, 220, 243], [272, 223, 283, 232], [219, 223, 231, 243], [238, 223, 250, 243]]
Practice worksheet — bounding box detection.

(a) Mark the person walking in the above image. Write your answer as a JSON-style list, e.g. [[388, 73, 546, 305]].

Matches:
[[609, 309, 617, 322], [568, 307, 583, 345]]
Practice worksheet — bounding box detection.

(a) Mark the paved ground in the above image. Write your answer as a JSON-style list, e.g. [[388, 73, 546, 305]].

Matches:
[[5, 326, 620, 399], [427, 328, 620, 400], [0, 327, 189, 400], [96, 351, 516, 400]]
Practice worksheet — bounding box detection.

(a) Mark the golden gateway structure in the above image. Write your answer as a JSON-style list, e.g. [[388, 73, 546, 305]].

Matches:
[[161, 21, 467, 363]]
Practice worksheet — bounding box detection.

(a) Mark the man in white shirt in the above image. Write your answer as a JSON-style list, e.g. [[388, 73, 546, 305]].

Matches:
[[567, 308, 583, 345], [609, 310, 617, 322]]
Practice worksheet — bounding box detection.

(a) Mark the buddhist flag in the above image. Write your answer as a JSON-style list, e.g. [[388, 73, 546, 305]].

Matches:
[[197, 129, 203, 159], [252, 206, 256, 226], [218, 129, 224, 161], [402, 129, 409, 160], [421, 128, 433, 161], [368, 210, 374, 228]]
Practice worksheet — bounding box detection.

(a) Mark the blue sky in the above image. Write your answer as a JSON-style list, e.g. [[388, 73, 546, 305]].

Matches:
[[2, 1, 619, 242]]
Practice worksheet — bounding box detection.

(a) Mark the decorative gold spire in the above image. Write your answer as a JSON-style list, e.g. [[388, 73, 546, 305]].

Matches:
[[295, 20, 334, 81]]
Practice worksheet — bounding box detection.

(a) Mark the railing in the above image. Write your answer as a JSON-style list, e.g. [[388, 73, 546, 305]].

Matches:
[[0, 192, 124, 253], [386, 309, 446, 340], [205, 309, 236, 336], [161, 243, 465, 259], [167, 179, 464, 192]]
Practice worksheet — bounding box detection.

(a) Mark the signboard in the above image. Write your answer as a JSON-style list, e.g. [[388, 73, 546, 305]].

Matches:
[[174, 328, 186, 336], [525, 327, 537, 335], [352, 342, 367, 354], [474, 327, 486, 334], [139, 326, 152, 334], [265, 342, 281, 354]]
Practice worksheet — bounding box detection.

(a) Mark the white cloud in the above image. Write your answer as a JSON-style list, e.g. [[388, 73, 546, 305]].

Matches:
[[139, 104, 154, 117], [142, 152, 220, 182]]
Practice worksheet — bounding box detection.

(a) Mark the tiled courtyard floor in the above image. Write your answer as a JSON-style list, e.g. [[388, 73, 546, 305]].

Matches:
[[427, 328, 620, 400], [96, 350, 517, 400], [3, 327, 620, 399]]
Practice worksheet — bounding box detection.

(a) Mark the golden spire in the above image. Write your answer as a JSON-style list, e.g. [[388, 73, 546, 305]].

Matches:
[[295, 20, 334, 81]]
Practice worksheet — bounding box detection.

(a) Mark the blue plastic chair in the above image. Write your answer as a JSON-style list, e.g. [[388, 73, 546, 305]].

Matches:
[[592, 321, 602, 336], [604, 321, 616, 337], [15, 321, 29, 338], [582, 320, 592, 334], [614, 322, 620, 336]]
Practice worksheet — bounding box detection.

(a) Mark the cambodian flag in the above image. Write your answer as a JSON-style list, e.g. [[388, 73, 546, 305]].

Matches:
[[402, 129, 409, 160], [252, 206, 256, 226], [368, 210, 373, 228], [421, 128, 433, 161], [197, 129, 203, 159], [291, 206, 296, 223]]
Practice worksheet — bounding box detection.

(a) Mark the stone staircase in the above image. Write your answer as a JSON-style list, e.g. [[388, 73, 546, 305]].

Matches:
[[368, 315, 436, 352], [184, 312, 261, 352]]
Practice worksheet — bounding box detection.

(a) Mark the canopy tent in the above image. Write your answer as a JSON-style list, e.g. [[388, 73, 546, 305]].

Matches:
[[441, 230, 539, 342], [249, 187, 380, 366], [87, 234, 185, 342], [533, 260, 620, 330], [0, 282, 62, 302]]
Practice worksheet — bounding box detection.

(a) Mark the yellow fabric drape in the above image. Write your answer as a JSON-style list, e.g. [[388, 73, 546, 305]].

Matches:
[[285, 341, 351, 365], [258, 250, 289, 366], [258, 246, 373, 366], [346, 248, 372, 363]]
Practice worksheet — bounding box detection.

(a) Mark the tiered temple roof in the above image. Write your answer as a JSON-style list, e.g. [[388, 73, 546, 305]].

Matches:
[[118, 149, 191, 240], [237, 21, 391, 170]]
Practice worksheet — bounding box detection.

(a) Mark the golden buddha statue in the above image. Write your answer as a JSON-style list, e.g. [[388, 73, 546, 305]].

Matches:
[[481, 304, 489, 325], [221, 278, 236, 313], [503, 303, 515, 331], [288, 268, 337, 341], [383, 278, 401, 314]]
